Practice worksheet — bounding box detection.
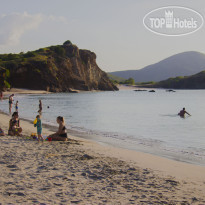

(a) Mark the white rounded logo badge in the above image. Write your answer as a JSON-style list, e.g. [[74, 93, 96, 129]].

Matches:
[[143, 6, 204, 36]]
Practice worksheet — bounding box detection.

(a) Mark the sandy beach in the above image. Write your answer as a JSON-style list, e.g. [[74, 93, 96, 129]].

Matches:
[[117, 85, 137, 90], [2, 88, 52, 96], [0, 111, 205, 204]]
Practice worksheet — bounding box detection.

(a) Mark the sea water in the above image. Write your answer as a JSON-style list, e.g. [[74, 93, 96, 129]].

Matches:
[[1, 89, 205, 166]]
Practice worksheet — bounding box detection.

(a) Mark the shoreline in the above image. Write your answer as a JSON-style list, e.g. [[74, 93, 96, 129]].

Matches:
[[1, 110, 205, 181], [2, 87, 111, 96], [0, 111, 205, 203]]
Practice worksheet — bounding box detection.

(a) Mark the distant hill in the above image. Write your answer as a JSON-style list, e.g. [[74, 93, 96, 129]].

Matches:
[[0, 41, 118, 92], [153, 71, 205, 89], [109, 51, 205, 82]]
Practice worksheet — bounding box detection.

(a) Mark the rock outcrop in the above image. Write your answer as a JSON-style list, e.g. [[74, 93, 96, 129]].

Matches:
[[0, 41, 118, 92]]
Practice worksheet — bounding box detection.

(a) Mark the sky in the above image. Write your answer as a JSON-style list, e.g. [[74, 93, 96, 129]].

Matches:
[[0, 0, 205, 72]]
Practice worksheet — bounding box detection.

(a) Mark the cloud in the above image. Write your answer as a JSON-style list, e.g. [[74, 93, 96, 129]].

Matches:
[[0, 12, 69, 47], [0, 12, 43, 47]]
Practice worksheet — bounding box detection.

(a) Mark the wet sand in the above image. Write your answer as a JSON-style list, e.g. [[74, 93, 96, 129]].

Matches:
[[0, 112, 205, 204]]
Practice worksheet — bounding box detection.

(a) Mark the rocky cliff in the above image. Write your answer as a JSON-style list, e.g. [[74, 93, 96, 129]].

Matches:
[[0, 41, 118, 92]]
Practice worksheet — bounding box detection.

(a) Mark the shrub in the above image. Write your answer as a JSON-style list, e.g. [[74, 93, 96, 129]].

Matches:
[[5, 61, 18, 70], [23, 51, 36, 58], [124, 78, 135, 85], [54, 46, 66, 57]]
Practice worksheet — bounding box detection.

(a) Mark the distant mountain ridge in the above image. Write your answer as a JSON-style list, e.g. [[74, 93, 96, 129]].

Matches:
[[109, 51, 205, 82]]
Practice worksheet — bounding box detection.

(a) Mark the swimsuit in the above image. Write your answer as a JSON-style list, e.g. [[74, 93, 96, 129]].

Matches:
[[59, 126, 67, 138], [59, 133, 67, 138]]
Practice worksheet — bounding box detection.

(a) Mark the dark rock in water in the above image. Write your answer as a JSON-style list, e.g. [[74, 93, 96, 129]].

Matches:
[[149, 90, 155, 92], [166, 89, 176, 92], [134, 89, 147, 92], [0, 41, 118, 92]]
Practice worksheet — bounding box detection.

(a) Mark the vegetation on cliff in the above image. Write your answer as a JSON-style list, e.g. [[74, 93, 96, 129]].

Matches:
[[0, 67, 10, 90], [0, 41, 118, 92]]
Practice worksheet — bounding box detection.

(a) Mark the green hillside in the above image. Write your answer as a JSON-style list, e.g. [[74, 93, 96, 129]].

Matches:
[[154, 71, 205, 89], [0, 40, 118, 92]]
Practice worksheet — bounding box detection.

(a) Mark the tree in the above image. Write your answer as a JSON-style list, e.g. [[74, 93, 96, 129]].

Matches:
[[125, 78, 135, 85], [0, 67, 10, 90]]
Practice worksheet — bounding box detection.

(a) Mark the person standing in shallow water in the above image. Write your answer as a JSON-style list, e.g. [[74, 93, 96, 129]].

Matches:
[[15, 101, 19, 112], [178, 107, 191, 118], [9, 94, 14, 114], [38, 100, 42, 113]]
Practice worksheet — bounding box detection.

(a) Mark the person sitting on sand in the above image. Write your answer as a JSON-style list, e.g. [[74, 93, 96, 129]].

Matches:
[[178, 107, 191, 118], [11, 120, 22, 136], [47, 116, 68, 141], [34, 115, 43, 141], [0, 128, 5, 136], [8, 112, 22, 136]]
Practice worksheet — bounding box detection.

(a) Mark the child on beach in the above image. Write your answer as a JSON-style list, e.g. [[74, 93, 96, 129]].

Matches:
[[34, 115, 43, 141], [15, 101, 18, 112]]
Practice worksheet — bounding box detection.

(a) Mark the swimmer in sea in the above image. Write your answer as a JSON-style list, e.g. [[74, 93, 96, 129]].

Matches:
[[178, 107, 191, 118]]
